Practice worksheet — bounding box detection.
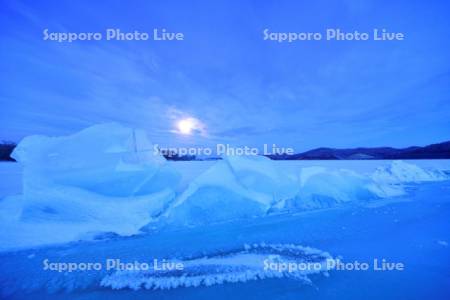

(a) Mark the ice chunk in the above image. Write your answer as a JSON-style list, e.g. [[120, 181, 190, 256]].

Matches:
[[283, 168, 370, 210], [0, 189, 175, 250], [277, 167, 405, 211], [12, 123, 179, 197], [226, 155, 300, 202], [372, 160, 448, 183], [1, 123, 181, 249], [162, 155, 299, 226], [162, 156, 414, 225], [277, 160, 447, 212]]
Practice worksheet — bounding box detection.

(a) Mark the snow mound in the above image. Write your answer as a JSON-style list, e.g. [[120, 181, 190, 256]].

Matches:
[[372, 160, 448, 183], [161, 155, 299, 226], [101, 243, 334, 290], [0, 123, 180, 249]]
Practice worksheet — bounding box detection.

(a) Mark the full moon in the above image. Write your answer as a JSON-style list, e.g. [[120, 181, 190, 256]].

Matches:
[[175, 117, 206, 136], [177, 118, 195, 135]]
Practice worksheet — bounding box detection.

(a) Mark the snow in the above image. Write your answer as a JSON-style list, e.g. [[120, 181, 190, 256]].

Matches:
[[101, 243, 334, 290]]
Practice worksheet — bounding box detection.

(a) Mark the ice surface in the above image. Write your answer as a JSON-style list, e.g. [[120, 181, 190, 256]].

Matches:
[[101, 243, 334, 290], [2, 178, 450, 298]]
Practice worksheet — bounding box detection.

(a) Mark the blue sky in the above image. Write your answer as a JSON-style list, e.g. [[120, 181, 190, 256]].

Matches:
[[1, 0, 449, 152]]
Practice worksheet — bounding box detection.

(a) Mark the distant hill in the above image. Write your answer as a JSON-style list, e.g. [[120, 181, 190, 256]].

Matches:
[[267, 141, 450, 160], [2, 141, 449, 162], [0, 142, 16, 161]]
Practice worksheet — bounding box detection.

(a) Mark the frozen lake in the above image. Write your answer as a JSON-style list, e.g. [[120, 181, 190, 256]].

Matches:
[[1, 160, 450, 299]]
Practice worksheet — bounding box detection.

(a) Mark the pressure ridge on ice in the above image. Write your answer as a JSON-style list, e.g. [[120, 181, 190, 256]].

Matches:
[[0, 123, 448, 250]]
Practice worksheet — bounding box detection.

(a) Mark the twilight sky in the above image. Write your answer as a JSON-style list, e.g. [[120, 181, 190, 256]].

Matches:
[[1, 0, 449, 152]]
